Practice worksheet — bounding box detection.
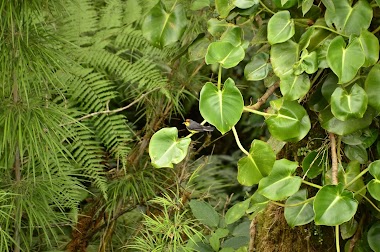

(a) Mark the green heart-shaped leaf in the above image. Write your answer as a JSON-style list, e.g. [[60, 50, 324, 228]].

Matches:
[[271, 40, 299, 77], [149, 127, 191, 168], [284, 189, 314, 228], [344, 145, 368, 164], [340, 219, 358, 240], [365, 64, 380, 111], [258, 159, 301, 201], [235, 0, 258, 9], [358, 30, 379, 67], [200, 78, 244, 134], [189, 200, 220, 227], [188, 37, 210, 61], [266, 99, 311, 142], [300, 51, 318, 74], [220, 26, 243, 47], [314, 184, 358, 226], [325, 0, 372, 36], [215, 0, 235, 18], [225, 198, 250, 225], [244, 52, 271, 81], [342, 128, 378, 148], [205, 41, 245, 69], [237, 140, 276, 186], [327, 36, 365, 83], [207, 18, 230, 37], [280, 73, 311, 101], [368, 222, 380, 252], [344, 161, 366, 201], [367, 160, 380, 201], [330, 84, 368, 121], [319, 107, 375, 135], [190, 0, 210, 10], [267, 11, 295, 45], [142, 2, 188, 47]]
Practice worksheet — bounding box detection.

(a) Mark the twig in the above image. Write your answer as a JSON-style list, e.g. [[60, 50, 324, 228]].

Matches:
[[245, 82, 279, 111], [329, 132, 338, 185], [248, 217, 257, 252]]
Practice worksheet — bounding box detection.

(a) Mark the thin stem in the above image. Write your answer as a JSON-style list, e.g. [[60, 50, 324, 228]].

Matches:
[[259, 1, 275, 15], [372, 25, 380, 34], [329, 133, 338, 185], [272, 197, 315, 208], [313, 25, 348, 37], [302, 180, 323, 189], [361, 194, 380, 213], [344, 168, 369, 189], [243, 107, 272, 117], [336, 225, 340, 252], [311, 69, 324, 85], [217, 64, 222, 90], [232, 126, 250, 156]]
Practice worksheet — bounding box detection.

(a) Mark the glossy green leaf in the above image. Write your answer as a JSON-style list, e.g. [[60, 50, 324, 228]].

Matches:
[[188, 37, 210, 61], [280, 73, 311, 101], [235, 0, 258, 9], [368, 161, 380, 201], [368, 222, 380, 252], [232, 221, 250, 237], [342, 128, 378, 148], [308, 82, 329, 112], [205, 41, 245, 69], [142, 1, 187, 47], [267, 11, 295, 45], [199, 78, 244, 134], [365, 64, 380, 111], [327, 36, 365, 84], [300, 51, 318, 74], [247, 191, 269, 214], [344, 161, 366, 201], [358, 30, 379, 67], [149, 128, 191, 168], [271, 40, 298, 77], [220, 26, 243, 47], [225, 198, 250, 225], [319, 106, 375, 136], [344, 145, 367, 164], [325, 0, 372, 36], [189, 200, 220, 227], [302, 0, 314, 15], [284, 189, 314, 228], [244, 52, 271, 81], [210, 228, 229, 251], [191, 0, 210, 10], [314, 184, 358, 226], [330, 84, 368, 121], [266, 99, 311, 142], [302, 150, 326, 179], [215, 0, 235, 18], [341, 219, 358, 240], [207, 18, 230, 37], [299, 28, 315, 51], [237, 140, 276, 186], [258, 159, 301, 201]]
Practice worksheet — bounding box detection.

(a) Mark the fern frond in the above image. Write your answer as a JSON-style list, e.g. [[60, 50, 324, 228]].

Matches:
[[99, 0, 123, 29]]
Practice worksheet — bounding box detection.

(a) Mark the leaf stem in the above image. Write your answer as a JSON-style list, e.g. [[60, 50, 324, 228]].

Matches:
[[243, 107, 272, 117], [302, 180, 323, 189], [271, 196, 315, 208], [232, 126, 250, 156], [312, 25, 348, 37], [218, 64, 222, 90], [259, 1, 275, 15], [336, 225, 340, 252], [361, 194, 380, 213], [344, 168, 369, 189]]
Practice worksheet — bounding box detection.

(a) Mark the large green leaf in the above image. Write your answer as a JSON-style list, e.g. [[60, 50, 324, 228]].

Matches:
[[237, 140, 276, 186], [271, 40, 299, 77], [215, 0, 235, 18], [319, 106, 375, 136], [344, 145, 367, 164], [325, 0, 372, 36], [225, 198, 250, 225], [199, 78, 244, 134], [149, 128, 191, 168], [284, 189, 314, 228], [142, 1, 187, 47], [266, 99, 311, 142], [340, 219, 358, 240], [220, 26, 243, 47], [267, 11, 295, 45], [244, 52, 271, 81], [367, 160, 380, 201], [368, 222, 380, 252], [365, 64, 380, 111], [207, 18, 230, 37], [358, 30, 379, 67], [235, 0, 258, 9], [330, 84, 368, 121], [189, 200, 220, 227], [314, 184, 358, 226], [188, 37, 210, 61], [327, 36, 365, 84], [344, 161, 366, 201], [205, 41, 245, 69], [257, 159, 301, 201], [342, 128, 378, 148], [280, 73, 311, 101]]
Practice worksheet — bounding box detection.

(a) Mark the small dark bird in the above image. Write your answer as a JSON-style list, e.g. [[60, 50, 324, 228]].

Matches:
[[183, 119, 215, 133]]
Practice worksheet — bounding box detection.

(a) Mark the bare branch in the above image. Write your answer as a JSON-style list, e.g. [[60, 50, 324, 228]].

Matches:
[[245, 82, 279, 111], [329, 132, 338, 185]]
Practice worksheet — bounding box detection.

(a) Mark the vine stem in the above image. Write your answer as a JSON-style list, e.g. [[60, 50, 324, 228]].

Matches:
[[336, 225, 340, 252], [232, 126, 250, 156], [302, 180, 322, 189], [259, 1, 275, 15], [217, 64, 222, 90], [329, 132, 338, 185], [344, 168, 369, 189], [312, 25, 349, 37]]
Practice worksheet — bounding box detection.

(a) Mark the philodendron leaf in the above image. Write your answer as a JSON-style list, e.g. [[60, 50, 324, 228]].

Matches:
[[149, 128, 191, 168], [267, 11, 295, 45], [189, 200, 219, 227], [365, 64, 380, 112], [280, 73, 311, 101], [284, 189, 314, 228], [220, 26, 243, 47], [205, 41, 245, 69], [340, 219, 358, 240], [266, 99, 311, 142], [314, 184, 358, 226], [368, 222, 380, 252], [200, 78, 244, 134], [215, 0, 235, 18], [258, 159, 302, 201], [225, 198, 251, 225], [327, 36, 365, 84], [344, 161, 366, 201], [235, 0, 258, 8], [330, 84, 368, 121], [208, 18, 230, 38], [367, 160, 380, 201], [358, 30, 379, 67], [142, 1, 187, 47], [271, 40, 299, 77], [237, 140, 276, 186], [244, 52, 271, 81], [344, 145, 368, 164]]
